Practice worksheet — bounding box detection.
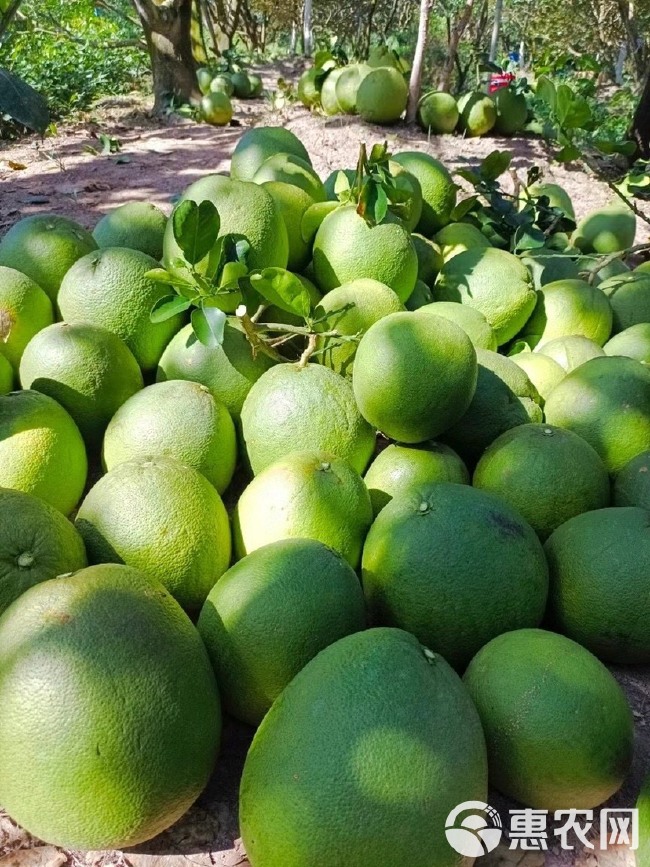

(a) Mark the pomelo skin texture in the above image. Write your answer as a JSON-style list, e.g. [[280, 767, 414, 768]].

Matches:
[[233, 451, 373, 568], [392, 152, 457, 235], [613, 450, 650, 510], [240, 628, 488, 867], [545, 507, 650, 663], [519, 278, 613, 348], [0, 355, 13, 394], [197, 538, 366, 725], [362, 482, 548, 670], [0, 564, 221, 850], [604, 322, 650, 363], [418, 300, 497, 350], [0, 488, 87, 616], [352, 312, 478, 444], [536, 335, 605, 372], [241, 362, 376, 475], [76, 457, 231, 613], [356, 67, 408, 124], [92, 202, 167, 260], [0, 266, 53, 372], [0, 390, 87, 516], [464, 629, 634, 810], [599, 272, 650, 333], [230, 127, 311, 181]]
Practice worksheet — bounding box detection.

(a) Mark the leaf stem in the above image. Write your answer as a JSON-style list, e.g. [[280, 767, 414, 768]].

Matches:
[[298, 333, 318, 368]]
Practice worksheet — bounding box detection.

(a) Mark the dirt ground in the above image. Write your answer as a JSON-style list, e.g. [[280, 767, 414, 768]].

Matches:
[[0, 66, 649, 867]]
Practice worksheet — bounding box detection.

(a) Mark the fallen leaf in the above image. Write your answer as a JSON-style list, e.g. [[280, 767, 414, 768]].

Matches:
[[83, 181, 112, 192], [6, 161, 27, 170]]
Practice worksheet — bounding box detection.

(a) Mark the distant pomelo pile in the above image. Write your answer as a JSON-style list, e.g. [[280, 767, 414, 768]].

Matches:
[[0, 122, 646, 864]]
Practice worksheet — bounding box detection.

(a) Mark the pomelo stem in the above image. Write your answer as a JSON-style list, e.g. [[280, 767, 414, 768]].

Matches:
[[298, 333, 318, 368]]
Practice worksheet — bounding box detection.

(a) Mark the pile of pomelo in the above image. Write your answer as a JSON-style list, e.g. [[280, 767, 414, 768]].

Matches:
[[0, 124, 648, 863], [196, 64, 263, 126]]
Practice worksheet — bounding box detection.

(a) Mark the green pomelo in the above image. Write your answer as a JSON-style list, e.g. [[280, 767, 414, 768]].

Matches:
[[0, 355, 12, 394], [233, 451, 373, 568], [261, 181, 313, 272], [231, 127, 311, 180], [387, 160, 423, 232], [312, 205, 417, 301], [297, 68, 321, 107], [0, 265, 53, 372], [520, 278, 613, 348], [201, 91, 233, 125], [457, 92, 496, 137], [536, 334, 605, 371], [464, 628, 634, 809], [411, 233, 443, 286], [156, 322, 275, 421], [241, 362, 375, 475], [392, 151, 456, 235], [0, 214, 97, 302], [352, 311, 478, 443], [420, 300, 497, 350], [572, 205, 636, 253], [544, 355, 650, 472], [240, 627, 488, 867], [364, 442, 468, 515], [0, 563, 221, 849], [231, 71, 252, 98], [93, 202, 167, 259], [320, 68, 344, 115], [493, 87, 528, 135], [599, 271, 650, 333], [520, 249, 580, 289], [434, 222, 490, 263], [527, 182, 575, 220], [473, 423, 610, 540], [197, 538, 365, 725], [103, 380, 236, 494], [19, 322, 143, 449], [579, 255, 630, 286], [417, 91, 459, 134], [248, 74, 263, 97], [546, 507, 650, 663], [362, 482, 548, 670], [604, 322, 650, 363], [210, 74, 234, 96], [76, 456, 231, 612], [315, 278, 405, 376], [0, 487, 87, 616], [57, 247, 185, 373], [405, 279, 434, 310], [356, 67, 408, 124], [335, 64, 370, 113], [613, 450, 650, 510], [0, 391, 87, 515], [253, 153, 325, 202], [434, 247, 537, 344], [509, 351, 565, 404]]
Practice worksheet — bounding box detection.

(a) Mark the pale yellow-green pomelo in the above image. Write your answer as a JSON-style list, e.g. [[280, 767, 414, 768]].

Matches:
[[520, 248, 580, 289], [92, 202, 167, 259], [527, 182, 575, 220], [352, 311, 478, 443], [411, 233, 443, 285], [312, 205, 417, 301], [417, 91, 459, 134], [200, 91, 233, 125], [434, 247, 537, 344], [544, 355, 650, 473], [240, 628, 488, 867], [572, 204, 636, 253], [103, 380, 236, 494], [356, 67, 408, 124], [536, 334, 605, 372], [604, 322, 650, 363], [493, 86, 528, 135], [297, 68, 321, 107], [434, 222, 490, 263], [76, 457, 231, 612], [253, 153, 326, 202], [362, 483, 548, 670], [464, 628, 633, 809], [315, 279, 405, 375], [405, 280, 434, 310], [0, 563, 221, 850], [473, 423, 610, 540], [364, 441, 469, 514], [457, 92, 496, 136], [156, 322, 276, 421], [335, 64, 370, 113], [0, 214, 97, 302], [230, 127, 311, 180], [57, 247, 185, 373], [233, 451, 373, 567], [0, 487, 87, 616], [519, 278, 613, 348], [392, 151, 456, 235], [240, 362, 375, 474], [0, 266, 53, 373], [613, 450, 650, 509], [20, 323, 143, 449], [262, 181, 314, 272], [163, 174, 289, 281], [443, 349, 543, 465], [418, 300, 497, 350], [320, 68, 344, 115], [0, 355, 13, 394], [599, 271, 650, 333], [510, 351, 565, 403], [210, 74, 234, 96], [197, 538, 365, 725], [0, 390, 87, 515], [546, 507, 650, 663]]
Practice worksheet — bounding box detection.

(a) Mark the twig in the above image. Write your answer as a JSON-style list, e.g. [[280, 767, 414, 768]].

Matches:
[[298, 333, 318, 368]]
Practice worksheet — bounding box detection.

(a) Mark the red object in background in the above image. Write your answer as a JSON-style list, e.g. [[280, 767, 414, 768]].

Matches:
[[489, 72, 515, 93]]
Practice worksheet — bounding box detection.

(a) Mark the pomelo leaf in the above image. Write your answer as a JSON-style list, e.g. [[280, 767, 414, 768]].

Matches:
[[595, 138, 637, 157], [191, 305, 227, 347], [249, 268, 312, 319], [450, 196, 479, 222], [480, 150, 512, 182], [150, 295, 192, 323], [172, 200, 220, 266], [0, 67, 49, 135], [536, 75, 556, 111]]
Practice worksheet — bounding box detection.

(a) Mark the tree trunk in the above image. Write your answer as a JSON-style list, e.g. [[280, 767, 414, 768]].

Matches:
[[406, 0, 432, 123], [630, 69, 650, 158], [303, 0, 313, 56], [0, 0, 24, 42], [132, 0, 199, 114], [437, 0, 475, 91], [488, 0, 503, 62], [289, 19, 297, 55]]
